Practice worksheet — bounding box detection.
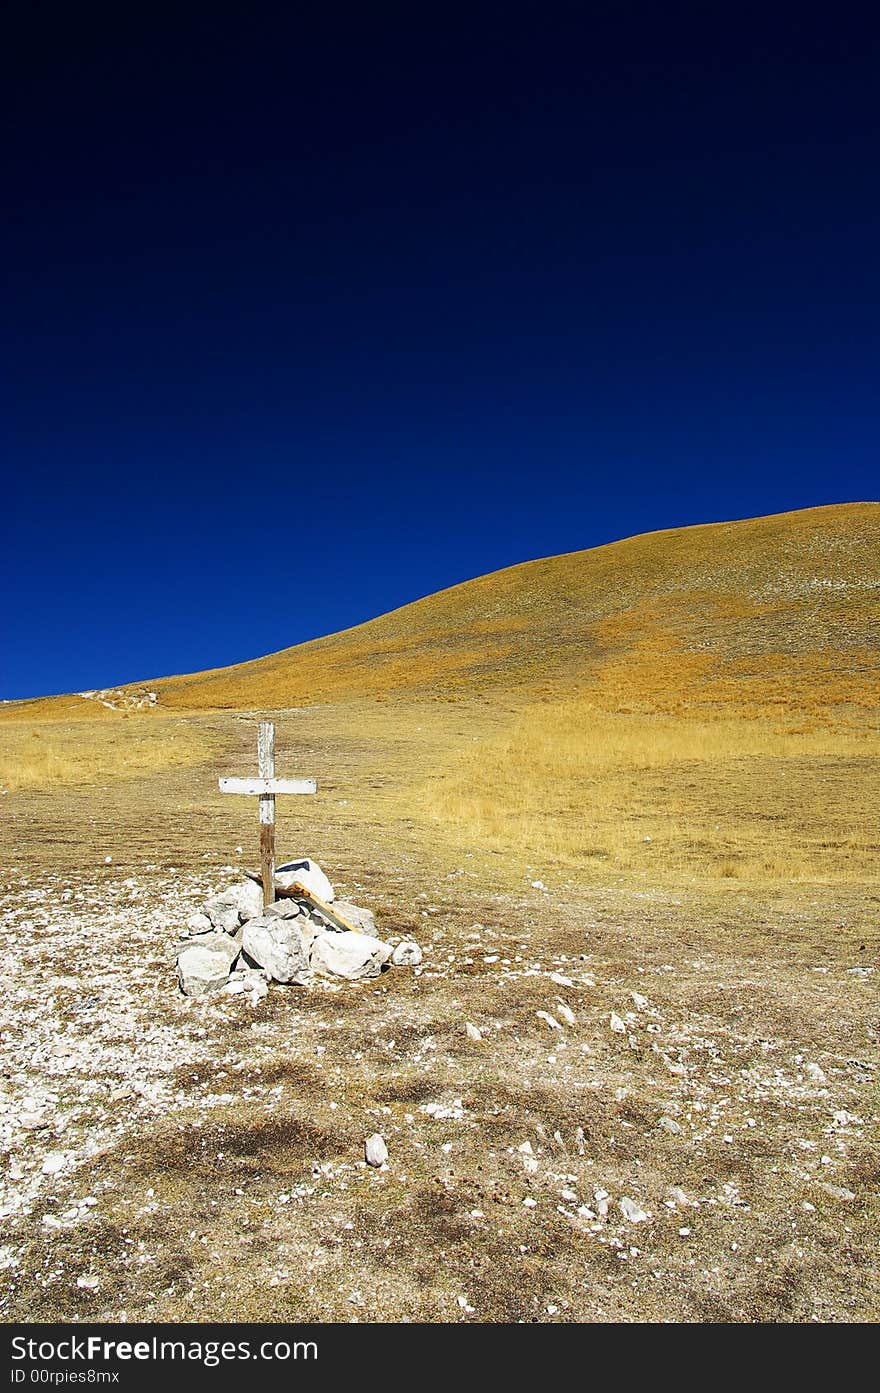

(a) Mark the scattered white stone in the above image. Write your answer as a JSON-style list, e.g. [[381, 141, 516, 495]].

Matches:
[[76, 1274, 100, 1290], [365, 1134, 388, 1167], [678, 1227, 691, 1237], [657, 1049, 686, 1075], [391, 939, 423, 967], [819, 1182, 856, 1202], [609, 1012, 626, 1033], [658, 1116, 681, 1134], [668, 1187, 693, 1207], [41, 1152, 66, 1176], [806, 1063, 827, 1084], [536, 1010, 561, 1030], [555, 1001, 576, 1027], [549, 972, 575, 987], [593, 1188, 610, 1218], [630, 991, 649, 1011], [530, 881, 547, 891], [523, 1197, 537, 1208], [19, 1113, 48, 1130], [517, 1142, 538, 1174], [619, 1197, 649, 1223], [465, 1023, 483, 1042], [421, 1101, 466, 1120]]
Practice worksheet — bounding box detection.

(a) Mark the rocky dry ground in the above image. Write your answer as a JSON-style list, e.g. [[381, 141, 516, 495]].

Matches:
[[0, 857, 877, 1323]]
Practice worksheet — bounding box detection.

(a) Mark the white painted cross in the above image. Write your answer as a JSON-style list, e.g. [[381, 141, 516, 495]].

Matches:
[[219, 720, 316, 908]]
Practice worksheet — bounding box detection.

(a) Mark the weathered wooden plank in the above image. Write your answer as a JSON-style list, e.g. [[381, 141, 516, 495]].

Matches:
[[287, 880, 364, 934], [218, 777, 317, 795]]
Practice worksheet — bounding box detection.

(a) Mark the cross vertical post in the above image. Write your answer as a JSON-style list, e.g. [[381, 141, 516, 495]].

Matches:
[[258, 720, 276, 908], [220, 723, 316, 907]]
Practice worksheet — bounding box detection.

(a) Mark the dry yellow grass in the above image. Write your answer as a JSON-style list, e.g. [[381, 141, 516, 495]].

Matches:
[[422, 697, 880, 885], [0, 717, 216, 793]]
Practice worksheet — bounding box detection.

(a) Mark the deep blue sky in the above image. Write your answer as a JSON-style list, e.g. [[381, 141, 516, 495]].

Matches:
[[3, 3, 878, 699]]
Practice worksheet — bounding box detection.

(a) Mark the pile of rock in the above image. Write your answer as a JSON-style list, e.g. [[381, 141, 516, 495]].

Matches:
[[175, 857, 422, 998]]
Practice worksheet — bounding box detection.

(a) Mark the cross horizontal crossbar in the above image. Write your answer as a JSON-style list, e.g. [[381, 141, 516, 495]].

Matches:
[[218, 777, 317, 796]]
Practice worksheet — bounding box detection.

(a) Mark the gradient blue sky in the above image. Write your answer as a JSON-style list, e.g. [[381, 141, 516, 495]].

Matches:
[[3, 4, 878, 699]]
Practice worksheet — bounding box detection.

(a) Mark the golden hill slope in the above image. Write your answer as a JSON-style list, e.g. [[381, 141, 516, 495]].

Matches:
[[3, 502, 877, 722], [146, 501, 879, 718]]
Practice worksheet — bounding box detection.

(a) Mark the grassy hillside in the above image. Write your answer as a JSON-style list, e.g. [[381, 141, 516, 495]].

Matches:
[[3, 502, 877, 720], [148, 500, 880, 716]]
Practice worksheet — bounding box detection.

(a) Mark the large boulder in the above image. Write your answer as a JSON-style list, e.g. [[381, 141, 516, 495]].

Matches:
[[310, 930, 392, 981], [275, 858, 334, 902], [176, 933, 240, 996], [334, 900, 378, 937], [242, 914, 310, 983]]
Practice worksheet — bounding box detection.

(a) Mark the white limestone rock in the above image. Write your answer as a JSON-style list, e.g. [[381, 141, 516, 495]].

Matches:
[[265, 899, 306, 920], [536, 1010, 561, 1030], [219, 880, 265, 922], [176, 932, 240, 996], [365, 1133, 388, 1167], [391, 938, 422, 966], [203, 898, 243, 935], [310, 930, 392, 980], [185, 912, 214, 936], [224, 967, 270, 1001], [275, 858, 334, 902], [619, 1196, 649, 1223], [241, 915, 310, 984], [334, 900, 378, 936]]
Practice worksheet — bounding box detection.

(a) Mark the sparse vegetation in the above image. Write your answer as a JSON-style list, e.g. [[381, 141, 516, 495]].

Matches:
[[0, 718, 215, 793]]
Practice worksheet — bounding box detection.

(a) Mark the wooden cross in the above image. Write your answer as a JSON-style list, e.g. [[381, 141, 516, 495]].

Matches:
[[219, 720, 316, 908]]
